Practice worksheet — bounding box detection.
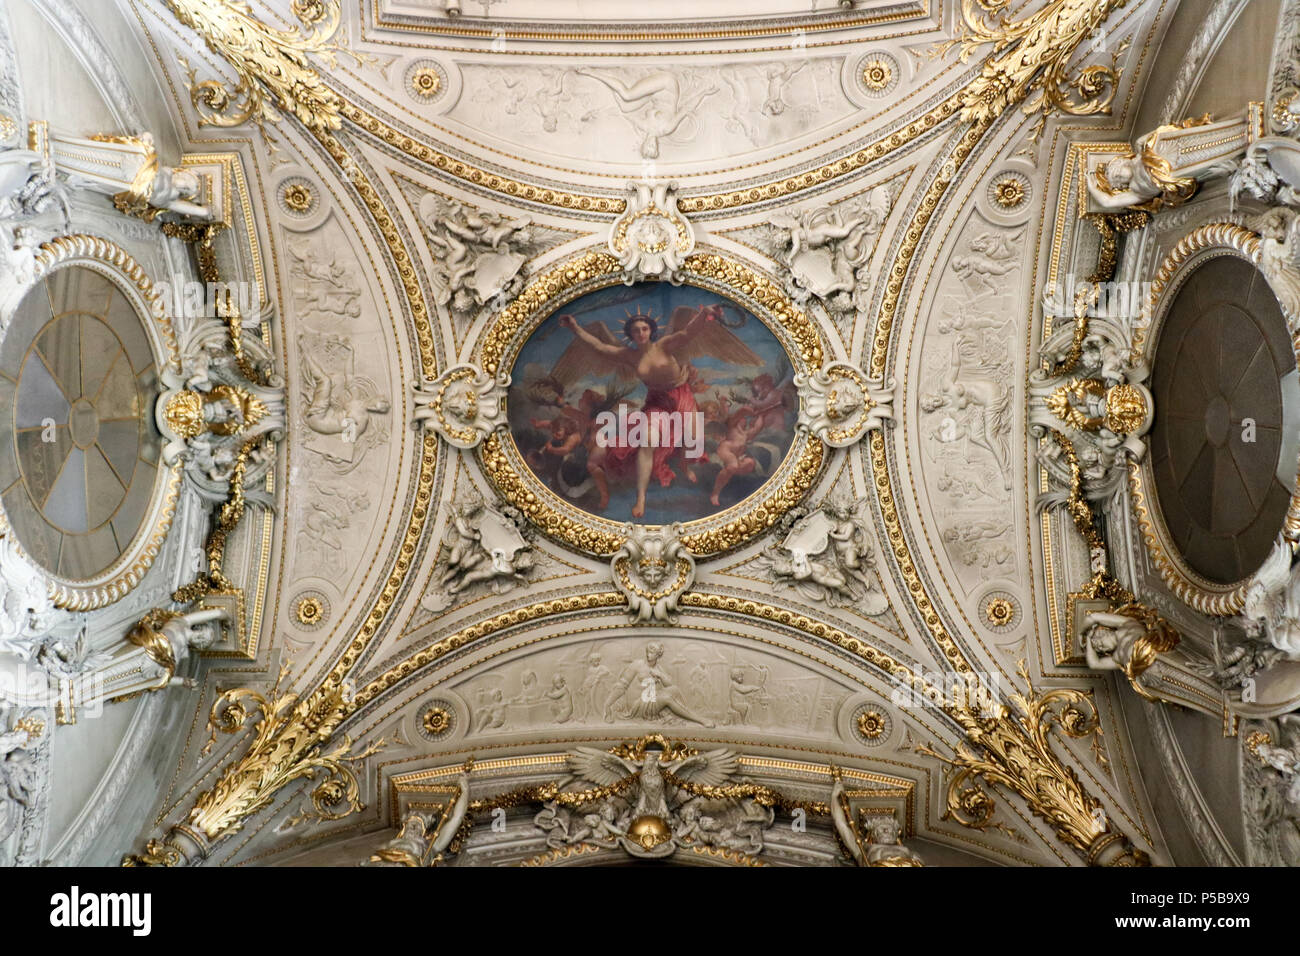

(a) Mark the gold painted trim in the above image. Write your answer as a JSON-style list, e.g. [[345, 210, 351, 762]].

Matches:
[[370, 1, 930, 43], [478, 248, 825, 557]]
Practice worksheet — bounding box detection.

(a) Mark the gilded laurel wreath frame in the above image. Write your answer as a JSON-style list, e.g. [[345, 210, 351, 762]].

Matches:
[[1131, 222, 1300, 616], [476, 247, 825, 558], [0, 234, 182, 610]]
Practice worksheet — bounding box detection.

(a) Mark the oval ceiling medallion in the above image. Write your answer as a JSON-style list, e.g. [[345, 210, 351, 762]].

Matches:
[[480, 251, 824, 557]]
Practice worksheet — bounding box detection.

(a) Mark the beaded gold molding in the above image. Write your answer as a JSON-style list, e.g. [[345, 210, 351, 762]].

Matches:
[[477, 248, 825, 558], [4, 235, 182, 610], [1133, 222, 1299, 615]]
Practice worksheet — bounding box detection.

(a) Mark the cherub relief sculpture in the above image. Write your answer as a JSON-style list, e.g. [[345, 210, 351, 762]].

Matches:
[[288, 240, 363, 323], [754, 186, 890, 321], [0, 536, 56, 659], [422, 499, 533, 613], [460, 639, 847, 736], [574, 68, 720, 159], [753, 497, 889, 612], [418, 192, 537, 321], [298, 482, 370, 578], [0, 707, 43, 867], [922, 337, 1014, 489], [1248, 207, 1300, 330], [1248, 718, 1300, 808], [296, 332, 391, 472], [0, 147, 67, 226]]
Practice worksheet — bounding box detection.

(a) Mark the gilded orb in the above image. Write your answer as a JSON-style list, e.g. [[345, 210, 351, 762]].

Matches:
[[626, 814, 672, 850]]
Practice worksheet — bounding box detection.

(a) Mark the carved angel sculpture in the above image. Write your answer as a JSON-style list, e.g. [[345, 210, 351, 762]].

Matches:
[[764, 186, 889, 313], [0, 709, 41, 863], [1250, 208, 1300, 330], [1251, 715, 1300, 807], [1238, 537, 1300, 659], [1083, 603, 1181, 700], [0, 536, 56, 657]]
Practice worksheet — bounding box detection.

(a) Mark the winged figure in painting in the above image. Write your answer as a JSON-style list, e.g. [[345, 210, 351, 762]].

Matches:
[[552, 303, 763, 518]]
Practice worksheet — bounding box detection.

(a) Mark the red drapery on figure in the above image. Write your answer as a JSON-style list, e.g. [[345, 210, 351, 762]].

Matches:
[[602, 383, 707, 487]]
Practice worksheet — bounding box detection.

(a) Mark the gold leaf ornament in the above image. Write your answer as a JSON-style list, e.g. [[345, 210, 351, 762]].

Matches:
[[167, 0, 358, 133]]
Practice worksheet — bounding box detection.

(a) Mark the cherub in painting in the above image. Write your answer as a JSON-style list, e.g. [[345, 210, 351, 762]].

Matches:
[[554, 303, 762, 518]]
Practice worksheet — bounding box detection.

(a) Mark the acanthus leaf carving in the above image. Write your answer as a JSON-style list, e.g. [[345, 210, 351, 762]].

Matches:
[[166, 0, 358, 134], [938, 0, 1131, 139]]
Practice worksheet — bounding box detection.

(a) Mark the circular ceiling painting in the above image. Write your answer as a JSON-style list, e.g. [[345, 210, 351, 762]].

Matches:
[[1148, 254, 1299, 585], [0, 265, 163, 581], [507, 282, 797, 524]]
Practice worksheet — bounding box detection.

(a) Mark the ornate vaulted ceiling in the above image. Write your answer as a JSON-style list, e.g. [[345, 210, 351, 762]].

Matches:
[[2, 0, 1298, 869]]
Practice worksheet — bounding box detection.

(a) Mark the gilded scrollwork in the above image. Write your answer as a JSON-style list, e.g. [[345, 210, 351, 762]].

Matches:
[[611, 523, 695, 624], [796, 362, 895, 448], [938, 0, 1131, 138], [413, 364, 509, 449], [609, 181, 695, 282], [167, 0, 359, 133], [919, 662, 1150, 866]]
